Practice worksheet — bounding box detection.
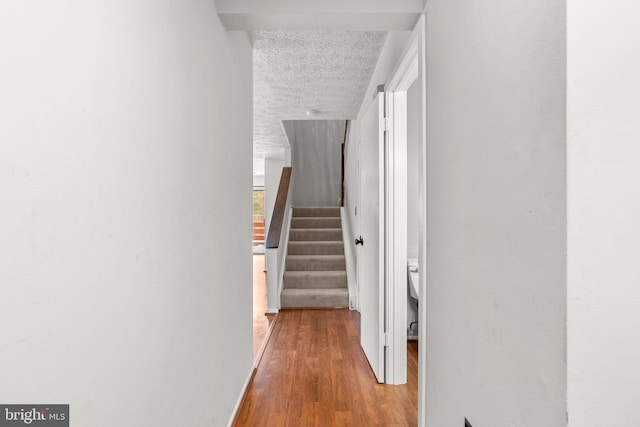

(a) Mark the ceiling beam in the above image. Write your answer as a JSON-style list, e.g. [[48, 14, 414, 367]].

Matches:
[[215, 0, 423, 30], [218, 13, 420, 31]]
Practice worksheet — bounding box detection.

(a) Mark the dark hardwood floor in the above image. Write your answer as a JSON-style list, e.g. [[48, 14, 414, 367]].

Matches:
[[234, 308, 418, 426]]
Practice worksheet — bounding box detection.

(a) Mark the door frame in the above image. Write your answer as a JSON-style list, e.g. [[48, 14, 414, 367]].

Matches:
[[384, 15, 427, 422]]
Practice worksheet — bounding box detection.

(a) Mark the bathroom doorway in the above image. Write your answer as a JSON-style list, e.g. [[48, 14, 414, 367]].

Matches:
[[384, 17, 426, 423], [406, 77, 421, 342], [405, 73, 422, 408]]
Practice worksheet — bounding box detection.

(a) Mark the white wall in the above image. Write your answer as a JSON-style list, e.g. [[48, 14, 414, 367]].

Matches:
[[425, 0, 566, 425], [0, 2, 253, 426], [567, 0, 640, 424], [286, 120, 344, 207], [253, 174, 265, 188]]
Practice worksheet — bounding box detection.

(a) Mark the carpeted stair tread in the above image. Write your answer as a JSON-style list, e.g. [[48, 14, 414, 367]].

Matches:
[[292, 207, 341, 217], [289, 228, 343, 241], [283, 271, 347, 289], [291, 217, 342, 229], [288, 241, 344, 255], [286, 255, 346, 271], [280, 206, 348, 309], [281, 288, 349, 308]]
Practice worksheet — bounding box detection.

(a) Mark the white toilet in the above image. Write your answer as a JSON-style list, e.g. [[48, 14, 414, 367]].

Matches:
[[407, 258, 419, 300]]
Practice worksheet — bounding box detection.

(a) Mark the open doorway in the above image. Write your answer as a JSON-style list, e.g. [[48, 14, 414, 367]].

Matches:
[[383, 16, 426, 424], [253, 188, 265, 254], [252, 183, 276, 364], [354, 18, 425, 400], [251, 253, 275, 363], [405, 71, 422, 410]]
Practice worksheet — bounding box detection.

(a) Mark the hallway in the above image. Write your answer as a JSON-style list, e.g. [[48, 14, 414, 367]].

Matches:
[[235, 309, 418, 426]]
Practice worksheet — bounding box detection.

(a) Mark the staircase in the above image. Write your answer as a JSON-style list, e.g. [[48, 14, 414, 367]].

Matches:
[[253, 214, 265, 247], [281, 207, 349, 308]]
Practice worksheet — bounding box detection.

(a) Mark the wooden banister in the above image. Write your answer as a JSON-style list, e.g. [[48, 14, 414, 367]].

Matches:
[[265, 167, 292, 249], [341, 120, 349, 207]]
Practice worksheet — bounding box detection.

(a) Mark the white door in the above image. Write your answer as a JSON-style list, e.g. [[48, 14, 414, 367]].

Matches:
[[358, 92, 386, 383]]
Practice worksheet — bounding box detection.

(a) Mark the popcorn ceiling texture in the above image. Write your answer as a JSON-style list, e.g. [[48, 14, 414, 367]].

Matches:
[[253, 30, 386, 173]]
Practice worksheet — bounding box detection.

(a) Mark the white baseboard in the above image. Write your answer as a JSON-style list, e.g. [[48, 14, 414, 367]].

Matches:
[[229, 312, 281, 425], [227, 366, 256, 427], [253, 313, 279, 368]]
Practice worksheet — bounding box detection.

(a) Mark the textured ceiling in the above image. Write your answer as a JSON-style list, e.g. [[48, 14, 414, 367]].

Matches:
[[253, 30, 386, 174]]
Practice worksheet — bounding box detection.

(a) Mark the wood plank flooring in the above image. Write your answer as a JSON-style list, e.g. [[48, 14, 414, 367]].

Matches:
[[235, 308, 418, 426]]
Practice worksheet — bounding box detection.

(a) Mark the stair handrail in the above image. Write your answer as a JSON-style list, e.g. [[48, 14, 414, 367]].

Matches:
[[341, 120, 349, 207], [266, 167, 292, 249]]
